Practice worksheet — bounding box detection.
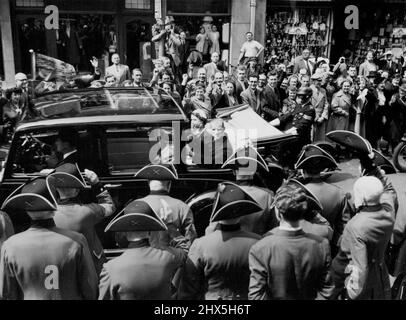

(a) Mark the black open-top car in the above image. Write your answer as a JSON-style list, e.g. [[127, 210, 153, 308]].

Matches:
[[0, 87, 296, 257]]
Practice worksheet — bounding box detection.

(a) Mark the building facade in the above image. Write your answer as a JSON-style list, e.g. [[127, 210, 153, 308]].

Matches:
[[0, 0, 266, 86]]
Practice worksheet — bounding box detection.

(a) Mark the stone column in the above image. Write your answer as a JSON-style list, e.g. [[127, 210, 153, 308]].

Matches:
[[0, 0, 16, 87], [230, 0, 266, 67]]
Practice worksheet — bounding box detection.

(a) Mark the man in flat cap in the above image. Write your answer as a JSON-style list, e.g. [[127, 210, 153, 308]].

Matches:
[[330, 151, 396, 300], [295, 144, 351, 255], [98, 200, 185, 300], [178, 181, 261, 300], [248, 184, 334, 300], [0, 177, 98, 300], [46, 163, 115, 276]]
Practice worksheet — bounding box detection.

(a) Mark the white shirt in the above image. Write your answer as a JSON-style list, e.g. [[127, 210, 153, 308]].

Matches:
[[63, 149, 77, 160], [240, 40, 264, 58], [279, 225, 302, 232]]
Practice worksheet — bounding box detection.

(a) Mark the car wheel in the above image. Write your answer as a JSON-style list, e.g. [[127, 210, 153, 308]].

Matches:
[[393, 142, 406, 172]]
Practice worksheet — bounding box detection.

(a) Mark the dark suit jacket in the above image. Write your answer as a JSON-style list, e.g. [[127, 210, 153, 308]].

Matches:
[[234, 80, 249, 104], [262, 85, 281, 117], [249, 228, 333, 300], [293, 56, 315, 75], [178, 41, 190, 66], [178, 224, 260, 300], [305, 180, 351, 249], [0, 220, 98, 300], [55, 151, 78, 168], [241, 88, 265, 114], [98, 240, 184, 300], [381, 61, 401, 77]]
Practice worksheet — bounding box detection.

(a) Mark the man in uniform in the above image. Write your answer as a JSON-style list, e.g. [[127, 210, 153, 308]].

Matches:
[[0, 177, 98, 299], [248, 184, 334, 300], [330, 151, 396, 300], [218, 145, 278, 235], [98, 200, 185, 300], [295, 144, 351, 254], [54, 128, 79, 166], [0, 211, 13, 250], [46, 163, 115, 276], [270, 87, 316, 167], [133, 163, 197, 254], [178, 181, 262, 300]]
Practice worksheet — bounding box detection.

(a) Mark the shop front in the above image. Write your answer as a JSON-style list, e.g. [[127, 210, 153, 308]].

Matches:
[[331, 0, 406, 69], [10, 0, 155, 77], [265, 0, 334, 71], [164, 0, 232, 65]]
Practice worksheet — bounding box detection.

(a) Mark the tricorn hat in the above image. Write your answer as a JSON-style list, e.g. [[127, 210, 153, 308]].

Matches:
[[47, 163, 89, 189], [222, 145, 269, 175], [371, 148, 397, 174], [1, 176, 57, 212], [327, 130, 372, 154], [313, 141, 338, 160], [210, 182, 262, 222], [295, 144, 339, 170], [104, 200, 167, 232], [295, 155, 339, 172], [134, 163, 178, 181]]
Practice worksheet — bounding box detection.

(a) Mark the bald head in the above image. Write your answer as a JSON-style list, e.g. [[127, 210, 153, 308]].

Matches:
[[111, 54, 120, 65], [353, 176, 384, 208], [15, 73, 28, 89]]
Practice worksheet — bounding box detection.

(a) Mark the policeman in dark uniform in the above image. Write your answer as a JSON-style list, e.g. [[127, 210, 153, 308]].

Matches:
[[46, 163, 116, 276], [0, 176, 98, 300], [270, 87, 316, 167], [133, 163, 197, 254], [178, 181, 262, 300], [98, 200, 185, 300], [294, 145, 351, 254]]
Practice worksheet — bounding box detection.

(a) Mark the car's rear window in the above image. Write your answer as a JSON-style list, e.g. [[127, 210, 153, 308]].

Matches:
[[30, 88, 182, 120]]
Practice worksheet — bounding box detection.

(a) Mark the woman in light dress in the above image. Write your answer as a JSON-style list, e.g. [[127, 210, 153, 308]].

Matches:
[[208, 25, 220, 55]]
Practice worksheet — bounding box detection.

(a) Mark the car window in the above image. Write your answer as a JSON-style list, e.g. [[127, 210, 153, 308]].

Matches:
[[8, 127, 92, 176], [30, 88, 183, 121], [105, 125, 175, 175]]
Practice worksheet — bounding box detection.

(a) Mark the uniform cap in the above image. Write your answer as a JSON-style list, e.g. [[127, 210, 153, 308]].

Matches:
[[370, 148, 396, 174], [210, 182, 262, 222], [134, 163, 178, 181], [327, 130, 372, 154], [221, 145, 269, 175], [105, 200, 167, 232], [295, 144, 338, 171], [1, 176, 57, 212]]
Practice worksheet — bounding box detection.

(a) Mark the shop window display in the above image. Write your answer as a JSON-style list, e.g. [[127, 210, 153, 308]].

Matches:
[[343, 9, 406, 69], [171, 16, 230, 63], [265, 7, 333, 73], [17, 14, 116, 74]]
